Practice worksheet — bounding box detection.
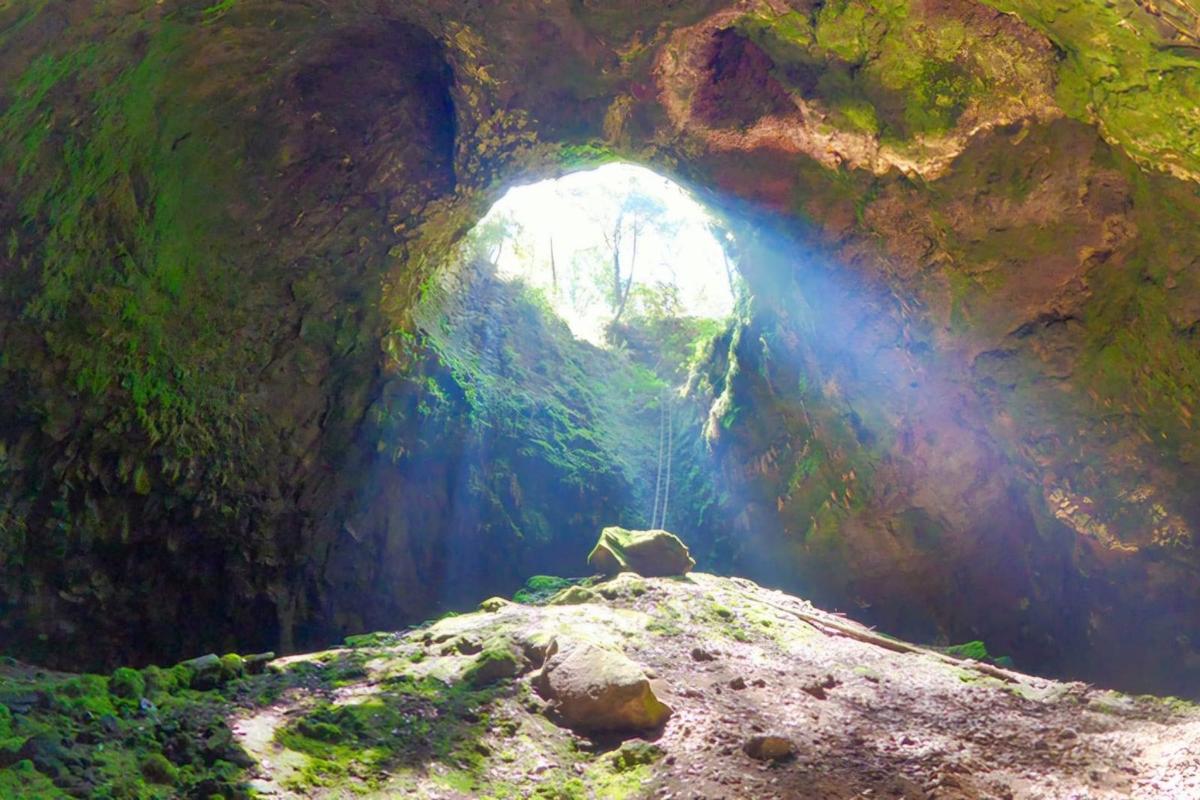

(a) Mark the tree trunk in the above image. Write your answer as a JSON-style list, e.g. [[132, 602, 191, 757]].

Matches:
[[612, 220, 638, 324]]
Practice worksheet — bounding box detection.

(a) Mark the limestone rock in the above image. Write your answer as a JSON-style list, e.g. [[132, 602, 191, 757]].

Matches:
[[464, 637, 529, 686], [743, 734, 795, 761], [548, 586, 598, 606], [534, 642, 672, 733], [479, 596, 514, 613], [595, 572, 648, 600], [587, 527, 695, 578]]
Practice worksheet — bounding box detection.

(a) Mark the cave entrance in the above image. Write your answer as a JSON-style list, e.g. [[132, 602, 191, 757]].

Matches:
[[465, 162, 739, 347], [393, 163, 741, 604]]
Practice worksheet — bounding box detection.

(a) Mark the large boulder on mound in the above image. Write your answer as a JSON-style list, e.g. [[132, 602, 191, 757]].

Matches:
[[534, 642, 671, 733], [587, 527, 695, 578]]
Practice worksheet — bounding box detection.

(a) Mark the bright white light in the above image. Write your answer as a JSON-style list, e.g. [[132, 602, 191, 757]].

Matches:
[[474, 163, 735, 345]]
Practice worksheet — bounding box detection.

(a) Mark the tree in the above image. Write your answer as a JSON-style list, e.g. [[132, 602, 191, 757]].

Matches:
[[597, 190, 677, 325]]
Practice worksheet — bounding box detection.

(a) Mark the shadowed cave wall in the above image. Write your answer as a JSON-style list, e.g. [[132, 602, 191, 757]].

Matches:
[[2, 0, 1200, 696]]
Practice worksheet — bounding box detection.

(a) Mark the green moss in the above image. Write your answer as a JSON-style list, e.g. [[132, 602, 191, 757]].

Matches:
[[139, 752, 178, 785], [609, 741, 663, 771], [734, 0, 1043, 145], [108, 666, 145, 699], [944, 640, 990, 661], [0, 760, 67, 799], [218, 653, 245, 681], [344, 631, 402, 648], [276, 676, 502, 790], [980, 0, 1200, 180], [514, 575, 575, 604]]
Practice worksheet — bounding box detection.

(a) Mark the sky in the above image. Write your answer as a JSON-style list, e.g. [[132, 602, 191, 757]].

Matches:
[[473, 163, 735, 345]]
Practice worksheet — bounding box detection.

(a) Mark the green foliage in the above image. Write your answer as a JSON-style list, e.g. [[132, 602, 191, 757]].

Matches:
[[735, 0, 1044, 145], [513, 575, 575, 604], [944, 640, 990, 661]]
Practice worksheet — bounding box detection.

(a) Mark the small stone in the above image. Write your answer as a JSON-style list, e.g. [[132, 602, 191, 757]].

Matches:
[[548, 586, 598, 606], [243, 652, 276, 675], [729, 677, 747, 690], [479, 596, 514, 613], [743, 734, 795, 761], [178, 653, 222, 690], [690, 648, 715, 662]]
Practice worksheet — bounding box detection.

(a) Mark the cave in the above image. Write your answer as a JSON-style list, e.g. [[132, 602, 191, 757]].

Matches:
[[3, 0, 1200, 796]]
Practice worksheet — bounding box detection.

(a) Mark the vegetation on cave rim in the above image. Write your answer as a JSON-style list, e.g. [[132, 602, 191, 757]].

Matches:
[[730, 0, 1052, 143], [979, 0, 1200, 182]]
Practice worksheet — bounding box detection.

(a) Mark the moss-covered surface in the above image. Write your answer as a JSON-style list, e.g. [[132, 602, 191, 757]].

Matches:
[[0, 655, 260, 798], [2, 0, 1200, 701], [980, 0, 1200, 182], [733, 0, 1054, 144]]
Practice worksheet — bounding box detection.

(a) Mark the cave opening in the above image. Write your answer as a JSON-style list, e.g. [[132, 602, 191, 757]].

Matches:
[[359, 163, 749, 618], [468, 163, 740, 347]]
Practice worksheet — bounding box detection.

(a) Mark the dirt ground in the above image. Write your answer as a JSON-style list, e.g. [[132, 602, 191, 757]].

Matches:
[[234, 573, 1200, 799]]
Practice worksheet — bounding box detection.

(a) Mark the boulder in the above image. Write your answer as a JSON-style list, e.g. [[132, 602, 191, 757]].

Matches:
[[587, 527, 695, 578], [177, 653, 222, 690], [534, 642, 671, 733]]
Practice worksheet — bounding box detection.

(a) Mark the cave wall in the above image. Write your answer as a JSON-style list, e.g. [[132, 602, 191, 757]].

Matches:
[[1, 0, 1199, 693]]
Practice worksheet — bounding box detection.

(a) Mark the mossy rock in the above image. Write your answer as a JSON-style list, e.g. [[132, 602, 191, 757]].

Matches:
[[108, 667, 145, 699], [464, 638, 528, 687], [514, 576, 576, 604], [595, 573, 648, 600], [479, 596, 515, 613], [587, 527, 695, 578], [139, 752, 178, 784], [548, 586, 599, 606]]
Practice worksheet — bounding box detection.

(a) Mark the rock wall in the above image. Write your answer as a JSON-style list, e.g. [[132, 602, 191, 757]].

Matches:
[[1, 0, 1199, 693]]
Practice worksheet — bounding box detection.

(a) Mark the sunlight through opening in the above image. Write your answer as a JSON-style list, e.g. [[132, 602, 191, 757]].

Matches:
[[467, 163, 737, 346]]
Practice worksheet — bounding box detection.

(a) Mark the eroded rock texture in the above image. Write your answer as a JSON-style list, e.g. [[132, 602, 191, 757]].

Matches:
[[1, 0, 1199, 694]]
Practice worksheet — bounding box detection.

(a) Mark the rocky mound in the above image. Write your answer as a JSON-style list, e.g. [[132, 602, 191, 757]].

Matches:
[[6, 570, 1198, 798]]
